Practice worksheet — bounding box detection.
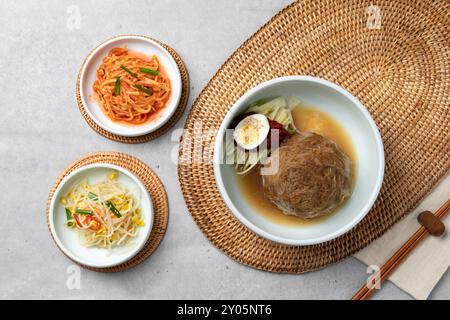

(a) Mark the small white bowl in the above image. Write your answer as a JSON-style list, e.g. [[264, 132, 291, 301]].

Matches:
[[214, 76, 385, 246], [79, 35, 182, 137], [49, 163, 153, 268]]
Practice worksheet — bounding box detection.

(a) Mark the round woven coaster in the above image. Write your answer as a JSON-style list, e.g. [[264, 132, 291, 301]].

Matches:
[[178, 0, 450, 273], [76, 35, 190, 143], [46, 152, 169, 272]]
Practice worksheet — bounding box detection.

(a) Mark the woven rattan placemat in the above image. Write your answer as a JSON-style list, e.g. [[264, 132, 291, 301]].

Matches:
[[46, 152, 169, 272], [178, 0, 450, 273], [76, 35, 190, 144]]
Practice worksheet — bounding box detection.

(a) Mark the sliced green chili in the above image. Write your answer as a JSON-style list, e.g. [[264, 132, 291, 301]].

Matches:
[[140, 68, 159, 76], [75, 208, 93, 215], [106, 200, 122, 218], [114, 76, 120, 96], [120, 65, 137, 78], [88, 192, 98, 201], [133, 84, 153, 96], [65, 208, 72, 221]]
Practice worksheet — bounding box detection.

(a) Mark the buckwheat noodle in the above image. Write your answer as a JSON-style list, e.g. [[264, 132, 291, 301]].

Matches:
[[93, 47, 171, 124]]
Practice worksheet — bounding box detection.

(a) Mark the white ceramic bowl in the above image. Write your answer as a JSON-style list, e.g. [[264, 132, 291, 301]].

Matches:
[[214, 76, 385, 246], [49, 163, 153, 268], [79, 35, 182, 137]]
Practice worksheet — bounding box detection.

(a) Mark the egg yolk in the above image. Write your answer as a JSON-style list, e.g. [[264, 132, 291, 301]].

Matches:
[[237, 118, 262, 146]]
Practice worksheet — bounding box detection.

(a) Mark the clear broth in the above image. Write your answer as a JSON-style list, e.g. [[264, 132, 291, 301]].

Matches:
[[236, 106, 357, 226]]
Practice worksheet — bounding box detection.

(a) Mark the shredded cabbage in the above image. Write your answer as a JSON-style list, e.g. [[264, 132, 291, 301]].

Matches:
[[226, 96, 300, 175], [247, 96, 299, 134]]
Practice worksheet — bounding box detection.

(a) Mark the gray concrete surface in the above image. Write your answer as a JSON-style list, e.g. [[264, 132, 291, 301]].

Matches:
[[0, 0, 448, 300]]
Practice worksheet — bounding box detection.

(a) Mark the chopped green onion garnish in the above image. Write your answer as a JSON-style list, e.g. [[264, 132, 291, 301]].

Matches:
[[66, 221, 75, 228], [133, 84, 153, 96], [88, 192, 98, 201], [114, 76, 120, 96], [75, 208, 93, 215], [65, 208, 72, 221], [106, 200, 122, 218], [140, 68, 159, 76], [120, 65, 137, 78]]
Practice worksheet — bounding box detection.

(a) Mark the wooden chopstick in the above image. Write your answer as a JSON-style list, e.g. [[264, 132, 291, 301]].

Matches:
[[352, 198, 450, 300], [352, 226, 427, 300]]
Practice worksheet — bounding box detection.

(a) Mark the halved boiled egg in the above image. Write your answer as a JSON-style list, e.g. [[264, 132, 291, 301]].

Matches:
[[233, 114, 270, 150]]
